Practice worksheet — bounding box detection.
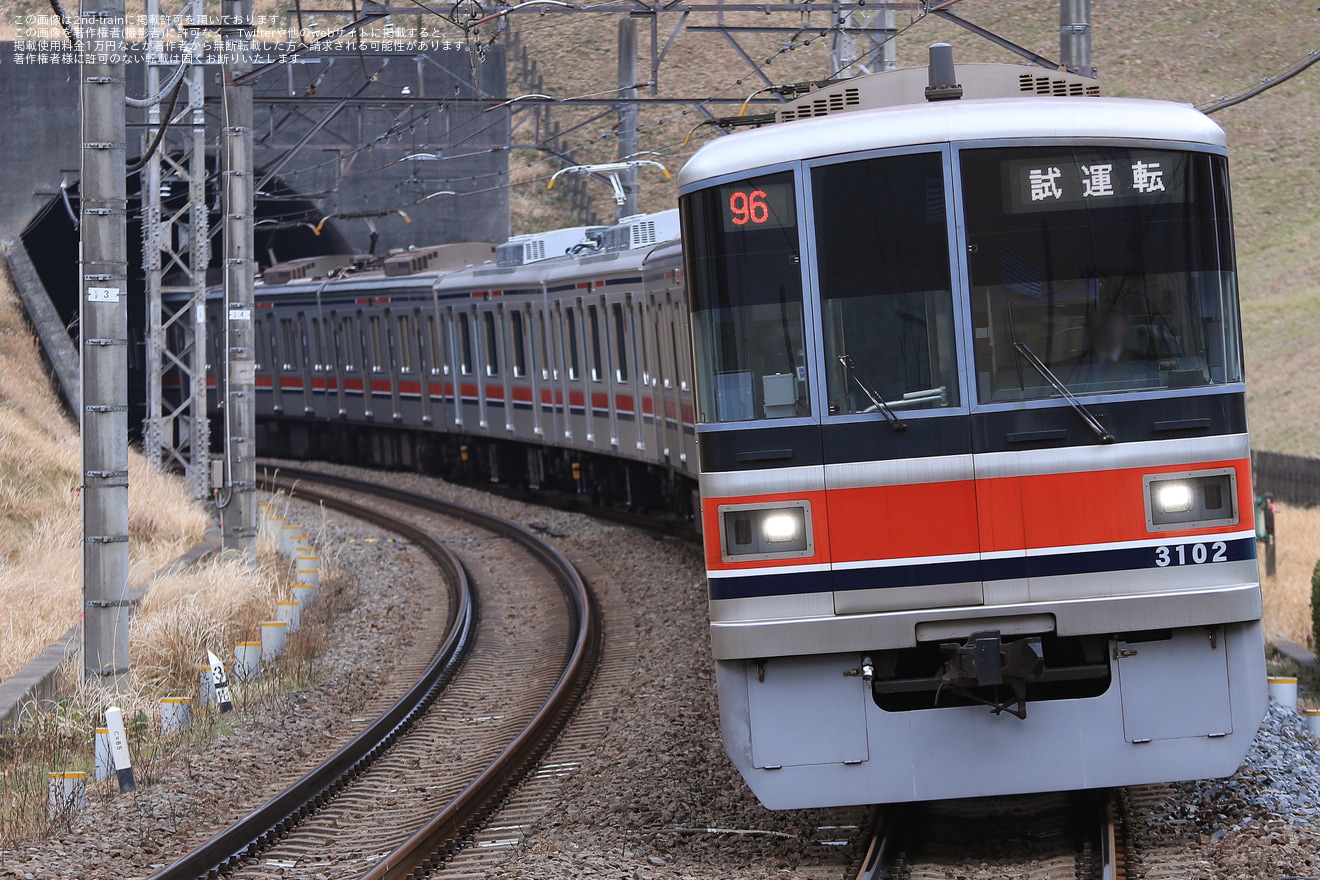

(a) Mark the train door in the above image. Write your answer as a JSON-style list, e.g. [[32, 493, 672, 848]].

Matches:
[[559, 302, 583, 443], [652, 297, 675, 463], [585, 300, 606, 447], [445, 306, 466, 428], [396, 310, 420, 422], [508, 304, 534, 437], [418, 310, 435, 425], [531, 304, 552, 441]]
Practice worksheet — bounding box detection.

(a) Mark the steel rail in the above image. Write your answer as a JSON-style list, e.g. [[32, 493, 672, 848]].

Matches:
[[261, 465, 601, 880], [149, 471, 476, 879]]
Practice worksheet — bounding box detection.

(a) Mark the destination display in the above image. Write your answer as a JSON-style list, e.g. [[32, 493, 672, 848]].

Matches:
[[1002, 150, 1189, 214]]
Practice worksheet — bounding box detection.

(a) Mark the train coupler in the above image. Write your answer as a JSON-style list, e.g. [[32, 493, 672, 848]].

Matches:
[[938, 631, 1045, 720]]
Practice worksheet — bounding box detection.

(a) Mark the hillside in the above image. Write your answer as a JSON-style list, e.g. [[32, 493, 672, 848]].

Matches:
[[504, 1, 1320, 457]]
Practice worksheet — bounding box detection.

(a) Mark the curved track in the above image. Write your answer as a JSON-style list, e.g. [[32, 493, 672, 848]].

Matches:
[[150, 468, 599, 880]]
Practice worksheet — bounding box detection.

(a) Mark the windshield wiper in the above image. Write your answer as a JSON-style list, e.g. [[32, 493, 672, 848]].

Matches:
[[1012, 342, 1115, 443], [838, 355, 906, 432]]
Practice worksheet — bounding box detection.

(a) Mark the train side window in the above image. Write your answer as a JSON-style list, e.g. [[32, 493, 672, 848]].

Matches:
[[612, 303, 630, 383], [368, 315, 385, 372], [483, 311, 500, 377], [565, 308, 580, 381], [587, 305, 604, 382], [655, 319, 667, 388], [682, 173, 807, 422], [670, 321, 686, 393], [426, 315, 447, 375], [635, 303, 650, 385], [538, 311, 554, 380], [279, 317, 297, 371], [341, 316, 358, 371], [308, 317, 323, 370], [458, 312, 473, 375], [254, 317, 268, 370], [812, 151, 959, 415], [510, 310, 527, 378], [397, 314, 415, 373]]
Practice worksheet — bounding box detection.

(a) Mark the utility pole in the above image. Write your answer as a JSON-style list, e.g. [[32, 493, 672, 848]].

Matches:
[[220, 0, 257, 559], [616, 18, 639, 220], [1060, 0, 1094, 78], [143, 0, 212, 500], [80, 0, 131, 684]]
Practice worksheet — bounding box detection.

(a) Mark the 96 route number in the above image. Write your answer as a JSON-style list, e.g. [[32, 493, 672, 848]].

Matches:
[[1155, 541, 1228, 567]]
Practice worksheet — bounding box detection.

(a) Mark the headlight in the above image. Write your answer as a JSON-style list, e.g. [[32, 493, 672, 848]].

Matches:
[[761, 512, 801, 543], [1144, 470, 1237, 531], [719, 502, 812, 561], [1154, 483, 1192, 514]]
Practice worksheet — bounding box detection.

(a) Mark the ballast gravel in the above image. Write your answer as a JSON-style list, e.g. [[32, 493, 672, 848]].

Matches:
[[4, 461, 1319, 880]]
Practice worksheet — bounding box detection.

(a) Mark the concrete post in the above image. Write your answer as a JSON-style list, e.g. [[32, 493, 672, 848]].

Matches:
[[220, 0, 257, 560], [1060, 0, 1094, 79], [616, 19, 639, 220], [80, 0, 131, 684]]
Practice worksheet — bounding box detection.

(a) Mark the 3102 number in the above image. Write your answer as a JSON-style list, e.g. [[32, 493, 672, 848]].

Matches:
[[728, 189, 770, 226], [1155, 541, 1227, 567]]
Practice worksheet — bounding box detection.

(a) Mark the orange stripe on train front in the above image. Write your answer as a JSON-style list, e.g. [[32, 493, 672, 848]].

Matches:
[[702, 457, 1253, 572]]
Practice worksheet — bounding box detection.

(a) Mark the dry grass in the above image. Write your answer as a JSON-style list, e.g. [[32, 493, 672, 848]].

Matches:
[[1260, 502, 1320, 652], [0, 264, 216, 679]]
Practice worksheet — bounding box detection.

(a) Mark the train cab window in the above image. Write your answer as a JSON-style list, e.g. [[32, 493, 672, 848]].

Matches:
[[565, 308, 581, 381], [612, 303, 630, 383], [510, 310, 527, 378], [960, 147, 1243, 403], [397, 315, 415, 373], [458, 312, 473, 375], [483, 311, 500, 377], [812, 151, 959, 415], [588, 305, 604, 382], [682, 171, 809, 422]]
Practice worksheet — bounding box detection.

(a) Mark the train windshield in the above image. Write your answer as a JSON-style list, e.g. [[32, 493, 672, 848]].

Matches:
[[682, 171, 811, 423], [812, 150, 959, 415], [960, 147, 1242, 404]]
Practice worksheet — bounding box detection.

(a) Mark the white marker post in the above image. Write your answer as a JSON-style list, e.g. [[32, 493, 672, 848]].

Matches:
[[104, 706, 136, 792], [207, 649, 235, 713]]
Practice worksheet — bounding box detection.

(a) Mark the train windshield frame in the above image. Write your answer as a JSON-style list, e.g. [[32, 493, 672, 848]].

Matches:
[[811, 149, 960, 416], [959, 146, 1243, 405], [682, 170, 813, 424]]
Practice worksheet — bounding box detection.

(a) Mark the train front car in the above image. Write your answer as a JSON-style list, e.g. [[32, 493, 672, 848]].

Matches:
[[678, 62, 1267, 808]]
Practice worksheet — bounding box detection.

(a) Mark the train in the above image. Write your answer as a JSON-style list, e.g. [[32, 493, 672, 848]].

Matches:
[[173, 44, 1267, 808]]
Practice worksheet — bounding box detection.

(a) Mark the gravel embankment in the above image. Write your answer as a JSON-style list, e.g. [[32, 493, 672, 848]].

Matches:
[[6, 461, 1318, 880], [0, 499, 441, 879]]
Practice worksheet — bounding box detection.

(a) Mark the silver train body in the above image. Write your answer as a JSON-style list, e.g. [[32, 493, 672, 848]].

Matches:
[[676, 62, 1266, 807], [177, 59, 1267, 809]]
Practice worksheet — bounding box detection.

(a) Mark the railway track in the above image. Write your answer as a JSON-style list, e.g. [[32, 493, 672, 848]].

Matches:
[[855, 790, 1125, 880], [150, 467, 600, 880]]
